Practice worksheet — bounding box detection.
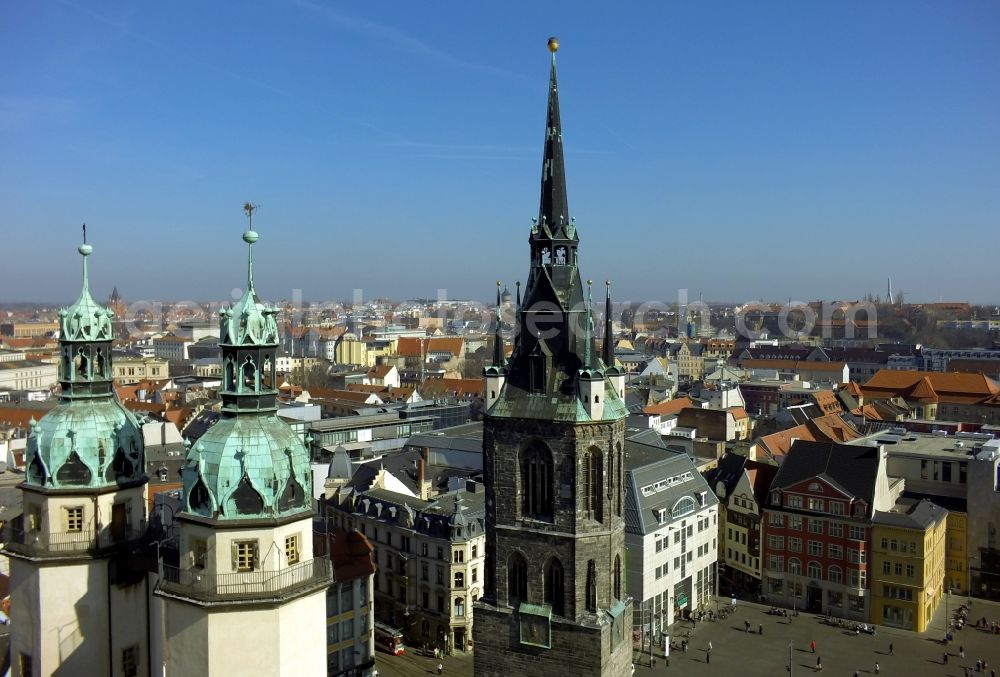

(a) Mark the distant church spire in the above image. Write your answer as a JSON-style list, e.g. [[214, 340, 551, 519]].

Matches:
[[492, 281, 504, 368], [603, 280, 614, 368]]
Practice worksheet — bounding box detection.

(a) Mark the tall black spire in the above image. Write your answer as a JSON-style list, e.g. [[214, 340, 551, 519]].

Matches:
[[492, 281, 504, 368], [507, 36, 589, 396], [603, 280, 614, 368], [538, 39, 571, 236]]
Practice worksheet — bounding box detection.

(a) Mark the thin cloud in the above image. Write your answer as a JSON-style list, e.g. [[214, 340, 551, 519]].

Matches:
[[293, 0, 527, 82]]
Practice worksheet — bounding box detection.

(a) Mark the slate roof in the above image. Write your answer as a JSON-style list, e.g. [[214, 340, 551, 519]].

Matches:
[[769, 440, 881, 508], [623, 430, 716, 537], [873, 497, 947, 530]]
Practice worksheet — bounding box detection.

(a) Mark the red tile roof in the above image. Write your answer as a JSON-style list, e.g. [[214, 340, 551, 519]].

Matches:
[[861, 369, 1000, 406], [396, 337, 463, 358], [419, 378, 483, 398], [321, 529, 375, 582], [643, 396, 694, 417]]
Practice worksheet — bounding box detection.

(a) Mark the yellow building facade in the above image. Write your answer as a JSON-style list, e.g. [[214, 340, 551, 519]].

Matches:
[[870, 499, 947, 632], [334, 336, 368, 367], [944, 510, 968, 595]]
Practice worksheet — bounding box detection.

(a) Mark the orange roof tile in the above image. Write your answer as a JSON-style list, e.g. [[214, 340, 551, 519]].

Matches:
[[643, 396, 694, 417], [419, 378, 483, 398], [861, 369, 999, 406], [396, 337, 464, 358]]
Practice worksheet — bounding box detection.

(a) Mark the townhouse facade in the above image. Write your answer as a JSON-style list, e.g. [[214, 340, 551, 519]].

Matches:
[[324, 484, 486, 654], [624, 432, 719, 638], [762, 440, 895, 621], [870, 498, 947, 632], [706, 454, 777, 594]]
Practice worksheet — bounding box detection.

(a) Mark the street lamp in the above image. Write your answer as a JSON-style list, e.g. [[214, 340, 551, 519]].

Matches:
[[788, 640, 793, 676]]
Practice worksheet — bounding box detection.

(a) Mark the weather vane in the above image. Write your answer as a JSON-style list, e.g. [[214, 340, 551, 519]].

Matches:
[[82, 223, 87, 244], [243, 202, 259, 229]]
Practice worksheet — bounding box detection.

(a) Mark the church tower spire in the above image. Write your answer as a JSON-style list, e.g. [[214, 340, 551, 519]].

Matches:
[[6, 230, 149, 676], [161, 210, 331, 676], [474, 39, 633, 677]]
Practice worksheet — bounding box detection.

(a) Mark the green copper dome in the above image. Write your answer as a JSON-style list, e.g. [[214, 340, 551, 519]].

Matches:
[[182, 416, 311, 519], [181, 228, 311, 521], [25, 240, 145, 490], [26, 399, 145, 488]]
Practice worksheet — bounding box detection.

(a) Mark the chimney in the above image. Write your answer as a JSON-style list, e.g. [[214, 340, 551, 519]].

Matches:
[[418, 453, 426, 500]]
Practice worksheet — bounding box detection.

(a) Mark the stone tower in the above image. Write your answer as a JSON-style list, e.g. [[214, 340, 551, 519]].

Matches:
[[157, 226, 331, 675], [473, 39, 633, 677], [5, 238, 150, 677]]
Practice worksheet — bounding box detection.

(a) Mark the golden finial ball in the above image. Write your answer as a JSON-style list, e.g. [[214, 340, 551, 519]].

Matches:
[[548, 37, 559, 53]]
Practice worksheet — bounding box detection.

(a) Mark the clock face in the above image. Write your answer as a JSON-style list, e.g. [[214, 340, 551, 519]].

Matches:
[[520, 613, 551, 648]]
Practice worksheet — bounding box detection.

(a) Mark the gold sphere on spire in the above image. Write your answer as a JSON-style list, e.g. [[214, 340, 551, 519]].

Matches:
[[548, 37, 559, 53]]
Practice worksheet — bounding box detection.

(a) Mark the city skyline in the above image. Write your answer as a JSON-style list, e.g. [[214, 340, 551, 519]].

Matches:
[[3, 1, 999, 303]]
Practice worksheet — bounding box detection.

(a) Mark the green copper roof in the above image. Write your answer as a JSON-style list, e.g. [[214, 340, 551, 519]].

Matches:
[[58, 243, 115, 343], [25, 239, 145, 490], [182, 414, 312, 520], [181, 228, 311, 521], [26, 399, 145, 488], [219, 230, 279, 347], [487, 379, 627, 422]]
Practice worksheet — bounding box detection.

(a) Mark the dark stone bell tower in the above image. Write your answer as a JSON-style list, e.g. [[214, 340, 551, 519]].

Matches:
[[473, 38, 633, 677]]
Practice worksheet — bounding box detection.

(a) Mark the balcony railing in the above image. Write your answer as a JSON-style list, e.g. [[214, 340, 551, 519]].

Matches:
[[4, 525, 147, 558], [157, 557, 331, 603]]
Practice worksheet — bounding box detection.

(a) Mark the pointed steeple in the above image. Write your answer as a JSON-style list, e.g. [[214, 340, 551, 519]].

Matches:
[[584, 279, 595, 369], [515, 280, 521, 307], [603, 280, 614, 368], [492, 281, 505, 368], [538, 37, 571, 237]]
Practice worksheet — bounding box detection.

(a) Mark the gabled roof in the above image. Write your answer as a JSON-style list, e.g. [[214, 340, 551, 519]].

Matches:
[[861, 369, 1000, 406], [642, 396, 694, 417], [367, 365, 396, 379], [770, 440, 881, 509]]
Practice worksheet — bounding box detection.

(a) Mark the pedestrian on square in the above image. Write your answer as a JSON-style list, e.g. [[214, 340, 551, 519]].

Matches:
[[810, 640, 816, 653], [745, 619, 750, 633], [889, 642, 894, 656], [758, 623, 763, 635], [707, 641, 713, 652], [437, 663, 443, 675], [706, 650, 711, 664], [960, 645, 965, 658], [875, 661, 879, 674], [816, 655, 822, 671], [944, 652, 949, 664]]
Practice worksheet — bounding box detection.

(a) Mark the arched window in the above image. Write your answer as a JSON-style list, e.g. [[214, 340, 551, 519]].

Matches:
[[807, 561, 822, 581], [507, 552, 527, 606], [827, 566, 843, 585], [454, 597, 465, 617], [671, 496, 696, 519], [76, 347, 89, 379], [225, 358, 235, 391], [521, 442, 553, 521], [471, 545, 478, 559], [242, 356, 257, 392], [544, 557, 565, 616], [788, 558, 801, 575], [614, 554, 622, 600], [94, 348, 106, 379], [590, 448, 603, 523], [616, 443, 623, 516], [586, 560, 597, 612]]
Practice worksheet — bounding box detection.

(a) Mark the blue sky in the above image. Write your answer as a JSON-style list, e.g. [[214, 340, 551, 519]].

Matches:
[[2, 1, 998, 305]]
